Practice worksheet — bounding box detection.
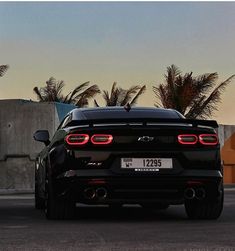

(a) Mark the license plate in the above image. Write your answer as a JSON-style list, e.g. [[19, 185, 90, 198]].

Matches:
[[121, 158, 173, 171]]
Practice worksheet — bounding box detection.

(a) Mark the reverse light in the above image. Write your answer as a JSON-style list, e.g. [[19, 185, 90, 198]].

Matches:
[[91, 134, 113, 145], [199, 134, 218, 145], [178, 134, 198, 145], [65, 134, 89, 145]]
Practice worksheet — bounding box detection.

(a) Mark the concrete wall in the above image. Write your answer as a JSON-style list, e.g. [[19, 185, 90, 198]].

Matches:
[[0, 100, 74, 191], [0, 99, 235, 192], [219, 125, 235, 183]]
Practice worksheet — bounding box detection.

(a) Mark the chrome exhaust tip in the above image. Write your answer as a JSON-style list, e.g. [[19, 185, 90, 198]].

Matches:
[[184, 188, 196, 200], [195, 188, 206, 200], [84, 188, 96, 199], [96, 187, 107, 199]]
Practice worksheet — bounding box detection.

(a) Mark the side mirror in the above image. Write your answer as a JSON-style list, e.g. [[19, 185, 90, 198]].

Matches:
[[33, 130, 50, 146]]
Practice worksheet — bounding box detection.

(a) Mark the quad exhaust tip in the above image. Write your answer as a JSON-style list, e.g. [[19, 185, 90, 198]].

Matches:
[[184, 187, 206, 200], [84, 187, 108, 200], [84, 188, 96, 199], [195, 188, 206, 200], [96, 187, 108, 199], [184, 188, 196, 200]]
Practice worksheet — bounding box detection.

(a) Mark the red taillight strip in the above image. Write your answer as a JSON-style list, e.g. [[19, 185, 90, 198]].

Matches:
[[199, 134, 218, 145], [88, 179, 106, 185], [91, 134, 113, 145], [65, 134, 89, 145], [178, 134, 198, 145], [187, 181, 203, 186]]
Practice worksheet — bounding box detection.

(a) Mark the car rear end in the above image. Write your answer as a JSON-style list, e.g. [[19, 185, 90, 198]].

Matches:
[[49, 108, 223, 219]]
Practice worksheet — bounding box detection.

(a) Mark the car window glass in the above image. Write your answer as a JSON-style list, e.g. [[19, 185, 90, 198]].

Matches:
[[57, 115, 71, 130]]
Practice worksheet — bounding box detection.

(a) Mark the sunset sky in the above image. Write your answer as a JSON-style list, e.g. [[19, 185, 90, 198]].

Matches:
[[0, 2, 235, 124]]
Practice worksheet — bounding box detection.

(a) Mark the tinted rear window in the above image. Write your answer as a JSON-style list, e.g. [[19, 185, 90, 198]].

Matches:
[[81, 109, 182, 120]]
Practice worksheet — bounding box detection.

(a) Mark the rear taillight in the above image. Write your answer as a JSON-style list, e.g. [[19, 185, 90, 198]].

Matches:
[[199, 134, 218, 145], [178, 134, 198, 145], [178, 133, 218, 146], [91, 134, 113, 145], [65, 134, 113, 146], [65, 134, 89, 145]]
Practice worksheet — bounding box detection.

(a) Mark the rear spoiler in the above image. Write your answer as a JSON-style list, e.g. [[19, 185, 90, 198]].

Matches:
[[69, 118, 218, 129]]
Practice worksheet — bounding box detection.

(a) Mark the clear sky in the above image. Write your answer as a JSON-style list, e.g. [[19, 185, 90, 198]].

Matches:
[[0, 2, 235, 124]]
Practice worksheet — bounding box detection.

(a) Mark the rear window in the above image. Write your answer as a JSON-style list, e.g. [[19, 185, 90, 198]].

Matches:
[[81, 109, 182, 120]]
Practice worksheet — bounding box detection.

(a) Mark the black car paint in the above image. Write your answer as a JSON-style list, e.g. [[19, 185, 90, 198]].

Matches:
[[34, 107, 223, 219]]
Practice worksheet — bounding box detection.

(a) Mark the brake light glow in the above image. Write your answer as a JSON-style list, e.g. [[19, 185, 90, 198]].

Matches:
[[199, 134, 218, 145], [65, 134, 89, 145], [178, 134, 198, 145], [91, 134, 113, 145]]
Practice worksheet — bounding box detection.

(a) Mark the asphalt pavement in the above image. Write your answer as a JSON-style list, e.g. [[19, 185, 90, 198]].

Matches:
[[0, 189, 235, 251]]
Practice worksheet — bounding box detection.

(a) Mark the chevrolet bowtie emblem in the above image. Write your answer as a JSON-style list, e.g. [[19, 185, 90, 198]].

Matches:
[[138, 136, 154, 142]]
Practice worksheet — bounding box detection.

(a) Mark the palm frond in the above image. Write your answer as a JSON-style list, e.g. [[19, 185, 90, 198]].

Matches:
[[185, 96, 207, 119], [120, 85, 141, 106], [75, 84, 100, 100], [67, 82, 90, 103], [55, 81, 65, 98], [112, 88, 122, 106], [100, 82, 145, 107], [46, 77, 57, 86], [164, 65, 181, 109], [102, 83, 122, 106], [165, 64, 181, 87], [110, 82, 120, 105], [102, 90, 111, 106], [0, 65, 9, 77], [195, 72, 218, 95], [33, 77, 100, 105], [33, 87, 44, 101], [153, 65, 235, 119], [153, 85, 168, 107], [177, 73, 195, 114], [75, 84, 100, 107], [94, 99, 100, 107], [110, 82, 117, 99], [130, 85, 146, 106], [191, 74, 235, 119], [76, 98, 89, 107], [213, 74, 235, 93], [63, 92, 72, 103]]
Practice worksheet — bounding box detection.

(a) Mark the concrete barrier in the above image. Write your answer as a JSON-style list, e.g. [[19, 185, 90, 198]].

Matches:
[[0, 99, 235, 192], [0, 100, 75, 191]]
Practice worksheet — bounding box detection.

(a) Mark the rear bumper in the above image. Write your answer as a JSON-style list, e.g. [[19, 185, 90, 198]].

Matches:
[[53, 169, 223, 205]]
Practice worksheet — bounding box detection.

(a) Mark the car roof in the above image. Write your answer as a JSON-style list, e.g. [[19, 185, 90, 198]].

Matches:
[[69, 107, 184, 120]]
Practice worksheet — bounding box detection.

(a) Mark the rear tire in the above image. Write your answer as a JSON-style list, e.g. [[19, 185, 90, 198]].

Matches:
[[185, 188, 224, 220], [35, 183, 45, 210], [45, 176, 76, 220]]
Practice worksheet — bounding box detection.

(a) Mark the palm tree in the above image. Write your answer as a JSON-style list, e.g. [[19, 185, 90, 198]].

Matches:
[[33, 77, 100, 107], [94, 82, 146, 107], [153, 65, 235, 119], [0, 65, 9, 77]]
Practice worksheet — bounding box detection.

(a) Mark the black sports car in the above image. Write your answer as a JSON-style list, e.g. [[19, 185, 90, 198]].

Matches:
[[34, 107, 223, 220]]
